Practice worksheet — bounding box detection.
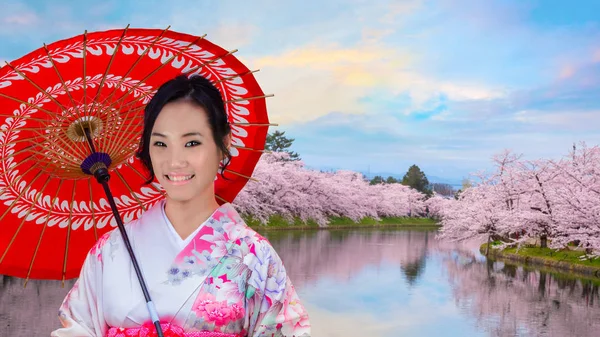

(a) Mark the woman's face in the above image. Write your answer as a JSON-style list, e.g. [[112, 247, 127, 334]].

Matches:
[[149, 99, 229, 203]]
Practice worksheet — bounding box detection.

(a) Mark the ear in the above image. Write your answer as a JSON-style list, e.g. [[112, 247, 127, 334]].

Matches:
[[222, 133, 232, 160]]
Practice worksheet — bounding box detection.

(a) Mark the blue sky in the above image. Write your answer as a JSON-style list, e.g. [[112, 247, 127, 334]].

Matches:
[[1, 0, 600, 182]]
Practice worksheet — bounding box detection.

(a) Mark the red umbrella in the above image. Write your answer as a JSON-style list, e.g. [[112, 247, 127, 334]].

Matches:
[[0, 25, 272, 283]]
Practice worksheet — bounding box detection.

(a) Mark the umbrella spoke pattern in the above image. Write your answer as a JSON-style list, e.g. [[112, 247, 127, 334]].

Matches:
[[0, 27, 272, 283]]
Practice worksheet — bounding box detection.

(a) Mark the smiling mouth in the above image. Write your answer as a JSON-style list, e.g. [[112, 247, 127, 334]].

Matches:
[[166, 175, 195, 182]]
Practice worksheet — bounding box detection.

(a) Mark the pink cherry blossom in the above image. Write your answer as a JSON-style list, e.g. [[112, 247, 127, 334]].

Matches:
[[433, 143, 600, 257], [233, 152, 427, 226]]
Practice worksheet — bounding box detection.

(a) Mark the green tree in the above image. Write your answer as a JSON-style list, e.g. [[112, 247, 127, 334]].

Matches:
[[265, 130, 300, 161], [369, 175, 399, 185], [369, 175, 385, 185], [401, 164, 432, 195]]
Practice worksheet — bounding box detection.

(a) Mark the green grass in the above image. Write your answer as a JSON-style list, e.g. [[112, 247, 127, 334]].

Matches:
[[505, 247, 600, 267], [484, 244, 600, 268], [241, 214, 439, 230]]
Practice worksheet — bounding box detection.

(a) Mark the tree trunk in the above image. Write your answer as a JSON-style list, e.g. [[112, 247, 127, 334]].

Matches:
[[485, 235, 491, 256], [540, 235, 548, 249]]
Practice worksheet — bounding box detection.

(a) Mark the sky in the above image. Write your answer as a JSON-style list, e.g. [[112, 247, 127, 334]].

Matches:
[[1, 0, 600, 183]]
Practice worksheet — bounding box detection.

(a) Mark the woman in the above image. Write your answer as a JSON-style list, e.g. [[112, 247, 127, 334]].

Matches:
[[51, 74, 311, 337]]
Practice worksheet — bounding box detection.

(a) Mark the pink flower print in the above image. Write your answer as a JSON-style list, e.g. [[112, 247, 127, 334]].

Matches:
[[223, 220, 249, 242], [229, 302, 245, 321], [89, 231, 111, 262], [192, 292, 217, 316], [206, 304, 234, 326], [279, 288, 310, 336], [192, 292, 246, 327]]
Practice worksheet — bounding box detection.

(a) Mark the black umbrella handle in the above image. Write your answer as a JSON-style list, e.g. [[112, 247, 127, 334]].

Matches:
[[82, 129, 164, 337]]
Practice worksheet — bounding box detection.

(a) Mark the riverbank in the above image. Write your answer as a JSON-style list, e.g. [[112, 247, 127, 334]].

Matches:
[[481, 244, 600, 279], [242, 214, 440, 230]]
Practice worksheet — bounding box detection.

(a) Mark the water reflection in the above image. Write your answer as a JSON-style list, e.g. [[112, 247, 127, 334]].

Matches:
[[2, 228, 599, 336], [263, 229, 600, 337], [443, 252, 600, 337]]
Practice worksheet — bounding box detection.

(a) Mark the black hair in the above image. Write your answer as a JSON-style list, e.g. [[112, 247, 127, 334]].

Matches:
[[136, 74, 232, 184]]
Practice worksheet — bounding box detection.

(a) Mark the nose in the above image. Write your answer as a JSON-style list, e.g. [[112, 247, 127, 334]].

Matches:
[[168, 147, 188, 168]]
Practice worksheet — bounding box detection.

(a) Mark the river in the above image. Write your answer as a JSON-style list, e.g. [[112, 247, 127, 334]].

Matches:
[[2, 227, 599, 336]]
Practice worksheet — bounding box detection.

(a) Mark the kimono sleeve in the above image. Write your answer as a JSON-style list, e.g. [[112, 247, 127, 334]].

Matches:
[[50, 233, 110, 337], [245, 239, 311, 337]]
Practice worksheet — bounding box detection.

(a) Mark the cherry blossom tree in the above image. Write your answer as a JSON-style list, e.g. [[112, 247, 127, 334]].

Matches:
[[434, 142, 600, 257], [549, 142, 600, 254], [233, 152, 428, 226], [513, 159, 562, 249], [436, 183, 513, 255]]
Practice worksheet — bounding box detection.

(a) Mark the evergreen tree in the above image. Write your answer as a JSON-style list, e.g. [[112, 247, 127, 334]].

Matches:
[[401, 164, 432, 196], [265, 130, 300, 161]]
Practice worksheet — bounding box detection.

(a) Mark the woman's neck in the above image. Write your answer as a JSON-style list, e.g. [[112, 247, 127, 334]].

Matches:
[[163, 193, 220, 240]]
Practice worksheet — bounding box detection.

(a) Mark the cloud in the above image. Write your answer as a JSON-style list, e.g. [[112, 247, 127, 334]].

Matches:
[[251, 41, 505, 125], [2, 12, 38, 26], [0, 2, 40, 32], [209, 23, 259, 50]]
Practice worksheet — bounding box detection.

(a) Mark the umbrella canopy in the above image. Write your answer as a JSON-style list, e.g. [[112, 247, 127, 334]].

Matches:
[[0, 26, 272, 283]]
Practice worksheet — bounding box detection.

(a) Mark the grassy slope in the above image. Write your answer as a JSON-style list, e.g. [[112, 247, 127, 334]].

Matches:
[[241, 214, 439, 229], [482, 242, 600, 279]]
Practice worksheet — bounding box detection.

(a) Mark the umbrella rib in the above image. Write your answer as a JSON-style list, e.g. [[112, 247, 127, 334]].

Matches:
[[103, 105, 146, 159], [43, 128, 91, 160], [124, 162, 166, 197], [231, 123, 279, 127], [0, 145, 81, 177], [101, 33, 208, 118], [104, 47, 238, 121], [105, 47, 242, 156], [215, 69, 260, 84], [5, 175, 52, 287], [225, 94, 274, 104], [0, 153, 44, 182], [21, 123, 92, 163], [6, 122, 95, 161], [232, 145, 272, 154], [82, 30, 88, 120], [0, 144, 36, 166], [215, 194, 229, 204], [0, 92, 67, 120], [90, 24, 130, 152], [98, 26, 171, 151], [180, 49, 239, 76], [0, 138, 83, 171], [61, 182, 77, 285], [3, 62, 72, 117], [90, 24, 130, 106], [114, 170, 146, 212], [88, 177, 97, 242], [0, 166, 51, 265], [1, 123, 90, 161], [0, 114, 52, 123], [223, 168, 259, 182], [42, 43, 89, 152], [24, 179, 64, 287]]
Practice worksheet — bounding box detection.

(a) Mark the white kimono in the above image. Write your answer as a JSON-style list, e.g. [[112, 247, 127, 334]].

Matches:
[[50, 200, 311, 337]]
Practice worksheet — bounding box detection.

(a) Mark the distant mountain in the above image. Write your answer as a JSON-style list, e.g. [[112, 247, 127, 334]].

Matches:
[[358, 171, 464, 188], [305, 165, 464, 189]]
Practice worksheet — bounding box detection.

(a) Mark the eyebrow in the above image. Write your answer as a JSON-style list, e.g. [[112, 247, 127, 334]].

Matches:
[[151, 132, 203, 137]]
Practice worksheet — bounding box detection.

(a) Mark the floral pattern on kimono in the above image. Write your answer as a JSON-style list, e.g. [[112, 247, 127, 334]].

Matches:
[[51, 202, 311, 337]]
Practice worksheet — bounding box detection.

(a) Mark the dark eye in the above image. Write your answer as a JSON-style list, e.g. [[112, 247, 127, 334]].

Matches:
[[153, 141, 166, 147], [186, 141, 201, 147]]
